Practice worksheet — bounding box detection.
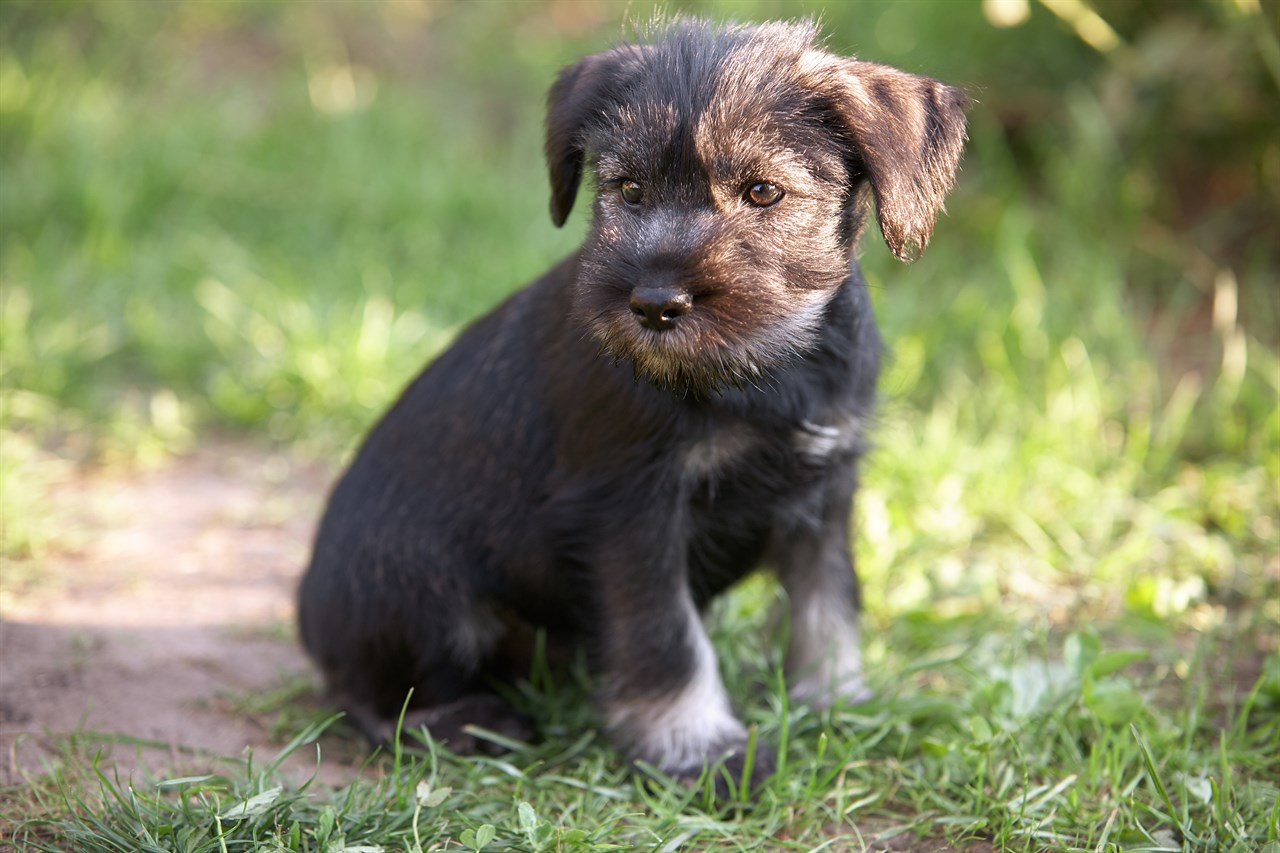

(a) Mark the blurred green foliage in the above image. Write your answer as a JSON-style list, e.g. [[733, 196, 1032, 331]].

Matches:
[[1, 0, 1275, 454]]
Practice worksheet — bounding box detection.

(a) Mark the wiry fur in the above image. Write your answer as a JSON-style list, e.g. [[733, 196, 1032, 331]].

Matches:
[[298, 18, 967, 793]]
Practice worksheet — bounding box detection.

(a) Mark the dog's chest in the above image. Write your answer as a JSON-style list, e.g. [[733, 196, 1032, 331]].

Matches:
[[679, 413, 858, 603], [685, 412, 861, 480], [684, 424, 760, 481], [683, 410, 862, 517]]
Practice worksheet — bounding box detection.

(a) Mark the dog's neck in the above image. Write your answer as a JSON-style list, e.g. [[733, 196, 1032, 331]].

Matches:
[[701, 265, 881, 427]]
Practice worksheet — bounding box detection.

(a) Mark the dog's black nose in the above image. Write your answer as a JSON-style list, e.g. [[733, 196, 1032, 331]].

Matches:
[[629, 287, 692, 332]]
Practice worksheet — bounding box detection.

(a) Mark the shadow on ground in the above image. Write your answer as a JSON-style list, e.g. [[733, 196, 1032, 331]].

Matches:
[[0, 444, 366, 786]]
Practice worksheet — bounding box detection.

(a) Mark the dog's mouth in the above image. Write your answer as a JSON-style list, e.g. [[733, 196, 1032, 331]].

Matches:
[[571, 252, 839, 395], [585, 299, 823, 396]]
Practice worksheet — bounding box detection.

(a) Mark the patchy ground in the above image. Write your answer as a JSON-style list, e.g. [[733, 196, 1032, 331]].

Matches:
[[0, 444, 355, 787]]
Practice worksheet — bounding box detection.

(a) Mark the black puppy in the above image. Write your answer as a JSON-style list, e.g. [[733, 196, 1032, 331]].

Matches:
[[298, 18, 967, 788]]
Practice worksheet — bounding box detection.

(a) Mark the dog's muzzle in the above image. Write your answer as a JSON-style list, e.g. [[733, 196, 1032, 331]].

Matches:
[[629, 286, 692, 332]]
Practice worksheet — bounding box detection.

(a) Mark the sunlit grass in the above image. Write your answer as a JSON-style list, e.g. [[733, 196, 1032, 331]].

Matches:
[[13, 615, 1279, 850]]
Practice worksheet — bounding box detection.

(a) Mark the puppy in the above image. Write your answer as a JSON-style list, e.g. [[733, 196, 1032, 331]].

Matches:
[[298, 18, 967, 789]]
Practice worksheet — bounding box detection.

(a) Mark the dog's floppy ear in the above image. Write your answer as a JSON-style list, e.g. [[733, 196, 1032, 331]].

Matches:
[[545, 46, 645, 227], [811, 57, 969, 261]]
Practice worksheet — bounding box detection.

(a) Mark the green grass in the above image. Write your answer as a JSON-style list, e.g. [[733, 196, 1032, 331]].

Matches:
[[12, 617, 1280, 850], [3, 0, 1278, 850]]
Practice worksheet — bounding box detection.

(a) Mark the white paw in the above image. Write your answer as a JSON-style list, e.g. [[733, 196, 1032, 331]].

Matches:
[[606, 595, 746, 775], [788, 669, 872, 709]]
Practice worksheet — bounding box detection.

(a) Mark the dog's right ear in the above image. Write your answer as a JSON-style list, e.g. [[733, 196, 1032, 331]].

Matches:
[[545, 46, 644, 227], [808, 57, 969, 261]]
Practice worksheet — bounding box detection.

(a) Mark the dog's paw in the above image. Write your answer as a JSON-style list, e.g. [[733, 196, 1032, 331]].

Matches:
[[609, 699, 778, 797], [647, 735, 777, 801], [788, 672, 873, 710], [399, 694, 534, 756], [708, 738, 777, 800]]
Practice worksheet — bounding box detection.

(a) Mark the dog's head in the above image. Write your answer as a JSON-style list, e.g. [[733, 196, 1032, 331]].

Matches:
[[546, 19, 968, 394]]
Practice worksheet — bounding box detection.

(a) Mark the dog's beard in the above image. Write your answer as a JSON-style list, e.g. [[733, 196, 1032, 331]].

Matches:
[[585, 294, 830, 396]]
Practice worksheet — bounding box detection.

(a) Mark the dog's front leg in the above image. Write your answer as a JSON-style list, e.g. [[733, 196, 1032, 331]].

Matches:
[[587, 505, 761, 785], [775, 471, 871, 708]]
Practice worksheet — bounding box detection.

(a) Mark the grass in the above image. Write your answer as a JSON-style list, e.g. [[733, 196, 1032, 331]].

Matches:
[[2, 0, 1278, 850], [11, 617, 1280, 850]]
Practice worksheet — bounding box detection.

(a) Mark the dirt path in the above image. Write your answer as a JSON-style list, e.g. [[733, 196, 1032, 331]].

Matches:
[[0, 444, 355, 786]]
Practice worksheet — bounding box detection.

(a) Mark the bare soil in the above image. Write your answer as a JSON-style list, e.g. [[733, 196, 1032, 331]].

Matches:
[[0, 443, 357, 787]]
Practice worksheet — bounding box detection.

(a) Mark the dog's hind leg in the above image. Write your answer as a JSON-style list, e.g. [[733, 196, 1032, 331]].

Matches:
[[341, 691, 534, 756], [305, 589, 534, 754]]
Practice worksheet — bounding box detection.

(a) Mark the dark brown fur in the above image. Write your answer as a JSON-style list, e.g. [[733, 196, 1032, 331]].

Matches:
[[298, 18, 967, 793]]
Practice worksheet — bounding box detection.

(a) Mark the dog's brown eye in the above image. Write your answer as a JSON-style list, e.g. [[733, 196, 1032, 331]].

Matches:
[[620, 180, 643, 206], [746, 182, 783, 207]]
